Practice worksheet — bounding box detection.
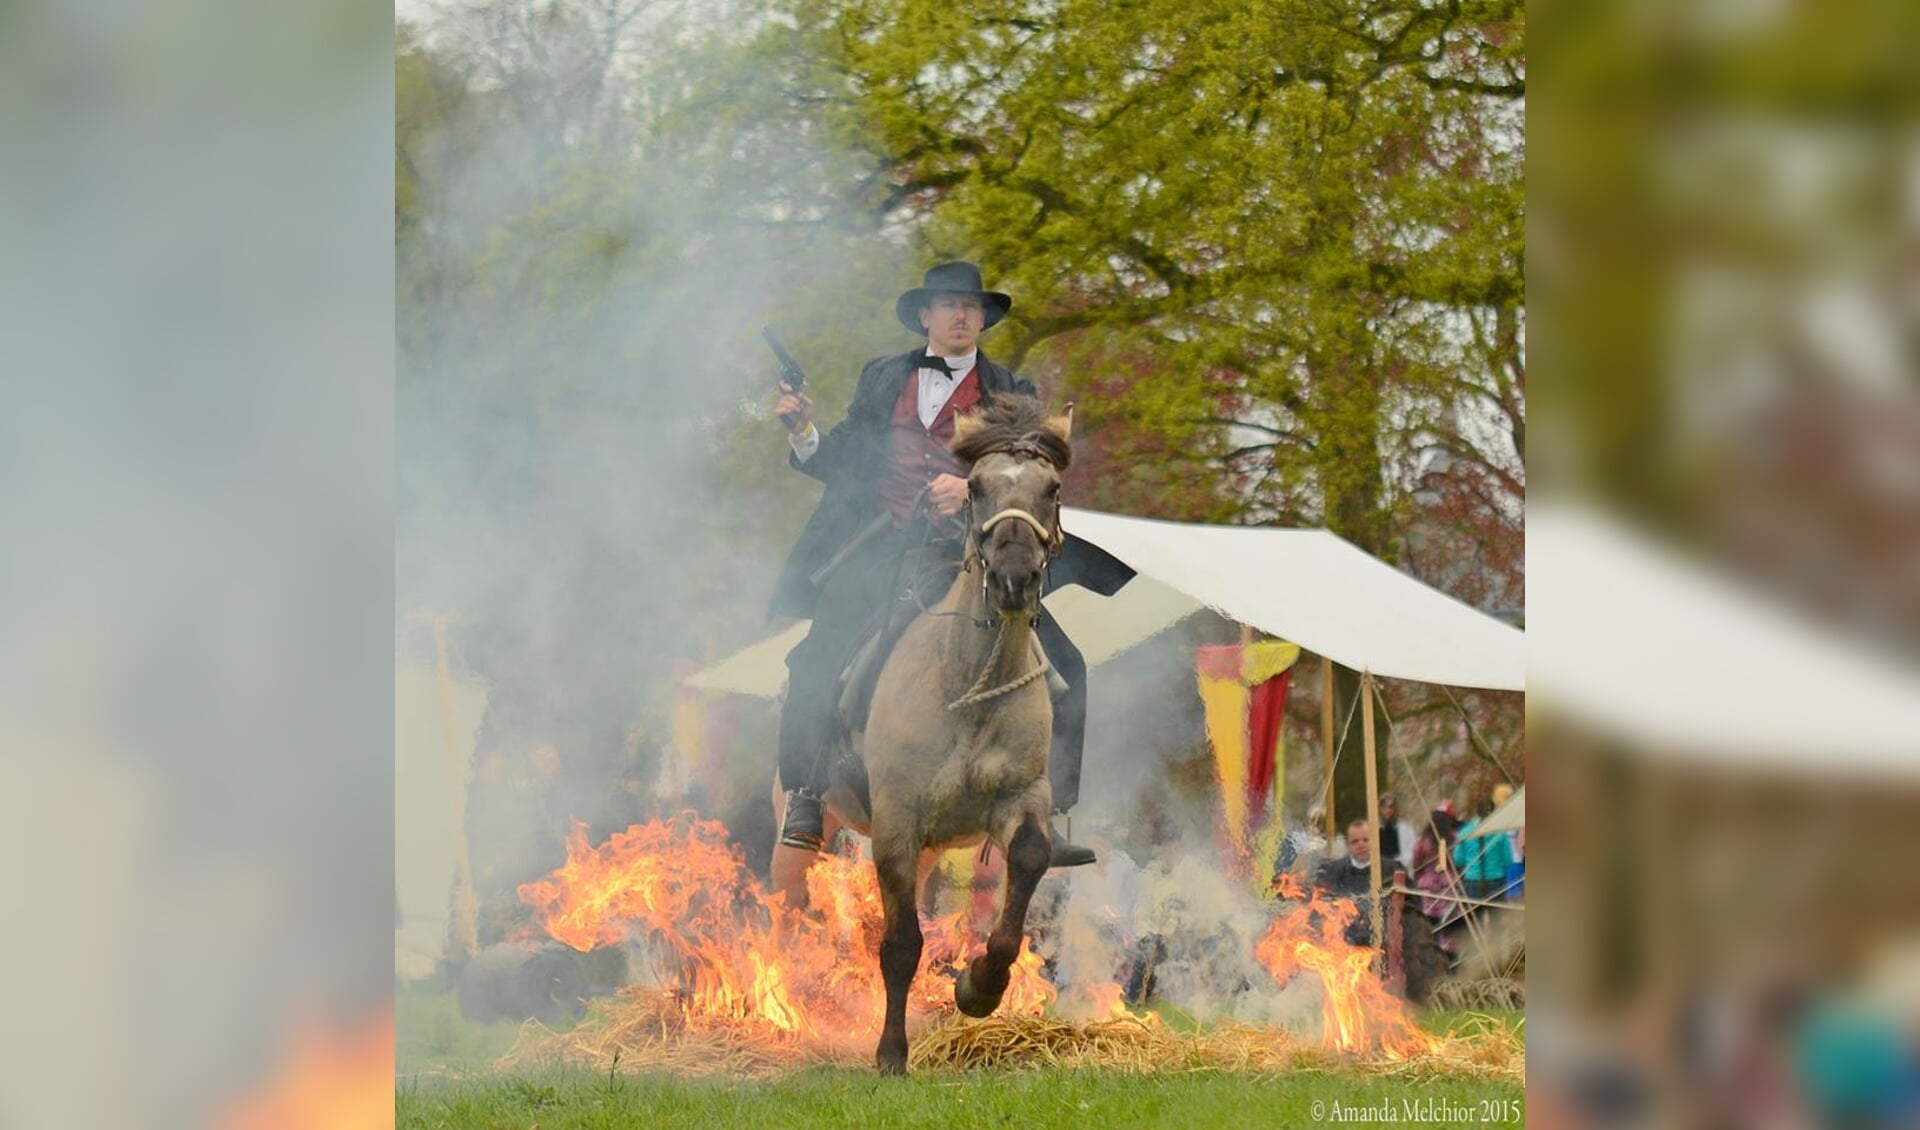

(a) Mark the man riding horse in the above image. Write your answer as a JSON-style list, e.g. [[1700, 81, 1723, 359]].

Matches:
[[769, 261, 1132, 889]]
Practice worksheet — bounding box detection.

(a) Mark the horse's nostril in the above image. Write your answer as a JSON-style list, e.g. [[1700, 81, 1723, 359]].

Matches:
[[989, 569, 1039, 608]]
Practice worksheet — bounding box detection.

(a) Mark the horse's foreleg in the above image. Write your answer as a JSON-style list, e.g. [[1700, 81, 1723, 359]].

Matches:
[[872, 838, 922, 1075], [954, 807, 1050, 1018]]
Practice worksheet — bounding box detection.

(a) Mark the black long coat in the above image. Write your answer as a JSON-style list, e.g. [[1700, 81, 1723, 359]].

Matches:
[[768, 348, 1134, 620]]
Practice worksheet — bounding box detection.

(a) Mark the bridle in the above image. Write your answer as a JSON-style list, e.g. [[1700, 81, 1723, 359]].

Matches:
[[943, 446, 1067, 711], [961, 442, 1066, 576]]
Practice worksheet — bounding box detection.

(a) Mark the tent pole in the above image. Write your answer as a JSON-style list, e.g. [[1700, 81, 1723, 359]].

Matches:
[[1321, 657, 1336, 841], [1362, 669, 1385, 960]]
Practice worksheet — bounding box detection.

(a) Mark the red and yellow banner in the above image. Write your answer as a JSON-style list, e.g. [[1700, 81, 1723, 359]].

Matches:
[[1195, 640, 1300, 856]]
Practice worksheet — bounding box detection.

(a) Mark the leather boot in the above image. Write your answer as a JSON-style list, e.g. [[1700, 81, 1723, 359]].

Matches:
[[779, 789, 825, 852], [1049, 811, 1096, 869]]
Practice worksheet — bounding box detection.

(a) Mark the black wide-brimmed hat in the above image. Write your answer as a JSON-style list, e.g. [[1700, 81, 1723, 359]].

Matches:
[[894, 261, 1013, 334]]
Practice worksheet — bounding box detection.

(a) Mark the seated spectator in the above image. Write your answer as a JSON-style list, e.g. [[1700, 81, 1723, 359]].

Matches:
[[1313, 820, 1406, 947]]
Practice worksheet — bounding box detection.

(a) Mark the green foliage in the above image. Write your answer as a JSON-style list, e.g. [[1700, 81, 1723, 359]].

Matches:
[[735, 0, 1525, 543]]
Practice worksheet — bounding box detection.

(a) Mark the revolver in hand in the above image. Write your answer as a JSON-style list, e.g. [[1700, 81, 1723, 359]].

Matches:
[[762, 326, 809, 431]]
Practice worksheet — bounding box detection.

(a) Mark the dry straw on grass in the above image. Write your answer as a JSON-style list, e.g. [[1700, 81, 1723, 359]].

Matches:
[[1428, 976, 1526, 1012], [501, 989, 1523, 1083], [907, 1014, 1314, 1074], [909, 1013, 1522, 1083], [506, 988, 812, 1081]]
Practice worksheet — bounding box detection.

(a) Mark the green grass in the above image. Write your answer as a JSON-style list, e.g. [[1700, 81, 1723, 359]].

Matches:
[[396, 992, 1524, 1128], [397, 982, 538, 1074], [1421, 1007, 1525, 1040], [397, 1065, 1524, 1129]]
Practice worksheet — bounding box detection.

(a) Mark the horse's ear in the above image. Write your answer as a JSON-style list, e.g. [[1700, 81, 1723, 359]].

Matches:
[[1046, 402, 1075, 443]]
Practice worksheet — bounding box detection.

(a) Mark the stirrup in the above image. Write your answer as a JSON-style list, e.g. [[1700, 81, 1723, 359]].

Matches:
[[779, 789, 825, 853]]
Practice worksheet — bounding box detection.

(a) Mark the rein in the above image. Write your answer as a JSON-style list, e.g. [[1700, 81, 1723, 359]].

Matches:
[[947, 618, 1050, 710]]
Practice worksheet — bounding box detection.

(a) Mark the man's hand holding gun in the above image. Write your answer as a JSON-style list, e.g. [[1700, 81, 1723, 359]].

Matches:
[[764, 327, 814, 439], [777, 385, 813, 438]]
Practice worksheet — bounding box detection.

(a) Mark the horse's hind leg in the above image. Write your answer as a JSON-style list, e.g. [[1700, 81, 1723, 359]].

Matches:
[[871, 829, 922, 1075], [954, 802, 1051, 1018]]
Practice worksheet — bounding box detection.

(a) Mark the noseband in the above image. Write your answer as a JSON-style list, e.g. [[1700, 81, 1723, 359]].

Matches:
[[979, 506, 1061, 553]]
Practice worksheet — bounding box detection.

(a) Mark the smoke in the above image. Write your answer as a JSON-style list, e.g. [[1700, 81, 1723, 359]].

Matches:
[[2, 1, 395, 1124], [1039, 836, 1332, 1037], [394, 0, 930, 965], [1074, 613, 1219, 837]]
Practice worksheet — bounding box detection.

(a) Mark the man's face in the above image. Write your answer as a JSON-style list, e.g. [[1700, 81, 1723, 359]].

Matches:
[[920, 293, 986, 356], [1347, 827, 1372, 863], [1379, 798, 1397, 823]]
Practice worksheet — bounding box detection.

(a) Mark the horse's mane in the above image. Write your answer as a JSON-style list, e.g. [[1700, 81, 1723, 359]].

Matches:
[[949, 394, 1072, 470]]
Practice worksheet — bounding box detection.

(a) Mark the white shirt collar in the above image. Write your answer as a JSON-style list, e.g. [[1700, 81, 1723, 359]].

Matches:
[[921, 349, 976, 376]]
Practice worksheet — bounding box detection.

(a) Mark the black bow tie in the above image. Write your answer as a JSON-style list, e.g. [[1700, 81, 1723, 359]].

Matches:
[[918, 351, 957, 376]]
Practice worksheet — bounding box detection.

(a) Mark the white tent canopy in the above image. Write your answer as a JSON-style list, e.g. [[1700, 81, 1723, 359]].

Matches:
[[684, 623, 809, 697], [688, 508, 1524, 696], [685, 573, 1204, 697], [1529, 502, 1920, 778], [1059, 508, 1524, 691]]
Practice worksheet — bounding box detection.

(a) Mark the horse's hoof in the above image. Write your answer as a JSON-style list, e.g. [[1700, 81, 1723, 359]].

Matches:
[[953, 968, 1004, 1018], [876, 1033, 909, 1076]]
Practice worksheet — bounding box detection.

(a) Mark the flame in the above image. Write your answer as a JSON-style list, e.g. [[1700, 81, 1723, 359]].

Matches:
[[520, 817, 1440, 1062], [1255, 888, 1441, 1059], [1057, 979, 1131, 1021], [516, 815, 1058, 1049], [217, 1008, 394, 1130]]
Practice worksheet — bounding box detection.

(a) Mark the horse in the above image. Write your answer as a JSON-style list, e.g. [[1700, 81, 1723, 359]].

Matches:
[[809, 394, 1074, 1074]]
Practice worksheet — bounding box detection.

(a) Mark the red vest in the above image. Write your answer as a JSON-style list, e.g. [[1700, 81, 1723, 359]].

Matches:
[[880, 367, 979, 523]]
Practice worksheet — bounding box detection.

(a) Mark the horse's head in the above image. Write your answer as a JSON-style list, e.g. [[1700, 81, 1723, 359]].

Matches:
[[950, 395, 1073, 618]]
